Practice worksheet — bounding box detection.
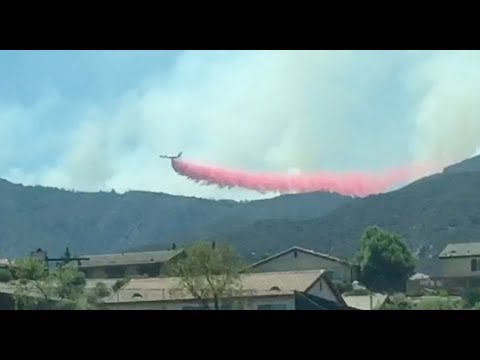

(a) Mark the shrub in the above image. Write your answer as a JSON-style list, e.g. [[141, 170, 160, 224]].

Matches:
[[461, 289, 480, 309], [112, 278, 129, 292], [382, 294, 414, 310], [416, 297, 461, 310], [93, 282, 111, 298], [0, 268, 12, 282]]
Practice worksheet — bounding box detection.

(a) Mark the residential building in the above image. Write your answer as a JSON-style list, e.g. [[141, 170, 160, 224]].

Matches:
[[77, 249, 186, 279], [439, 243, 480, 278], [435, 243, 480, 291], [104, 269, 349, 310], [243, 246, 357, 283]]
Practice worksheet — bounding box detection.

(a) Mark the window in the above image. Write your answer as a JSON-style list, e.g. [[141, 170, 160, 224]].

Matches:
[[257, 303, 288, 310], [472, 259, 480, 272]]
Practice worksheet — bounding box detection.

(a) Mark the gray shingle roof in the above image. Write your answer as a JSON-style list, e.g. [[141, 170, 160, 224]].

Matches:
[[78, 250, 184, 268], [439, 243, 480, 258]]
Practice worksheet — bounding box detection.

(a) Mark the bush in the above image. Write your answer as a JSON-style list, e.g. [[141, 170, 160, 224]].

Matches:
[[0, 268, 12, 282], [382, 294, 414, 310], [462, 289, 480, 309], [93, 282, 111, 298], [112, 278, 129, 292], [416, 297, 461, 310], [438, 289, 450, 297]]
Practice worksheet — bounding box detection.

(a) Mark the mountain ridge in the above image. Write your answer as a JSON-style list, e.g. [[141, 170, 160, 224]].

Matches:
[[2, 155, 480, 276]]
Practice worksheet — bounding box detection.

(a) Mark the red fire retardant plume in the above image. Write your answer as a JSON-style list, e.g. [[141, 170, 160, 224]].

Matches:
[[170, 158, 438, 197]]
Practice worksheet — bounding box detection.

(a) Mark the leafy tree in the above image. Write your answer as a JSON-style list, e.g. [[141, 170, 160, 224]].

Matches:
[[356, 226, 415, 292], [11, 258, 104, 310], [167, 241, 242, 310], [52, 266, 86, 300], [11, 257, 55, 309]]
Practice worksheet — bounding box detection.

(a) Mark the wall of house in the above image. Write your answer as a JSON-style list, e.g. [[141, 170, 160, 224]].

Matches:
[[248, 251, 353, 283], [305, 278, 338, 303], [441, 257, 480, 278], [105, 296, 296, 310], [82, 264, 164, 279]]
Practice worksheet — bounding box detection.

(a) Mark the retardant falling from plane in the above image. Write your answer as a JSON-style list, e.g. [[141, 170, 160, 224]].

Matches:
[[160, 153, 439, 197]]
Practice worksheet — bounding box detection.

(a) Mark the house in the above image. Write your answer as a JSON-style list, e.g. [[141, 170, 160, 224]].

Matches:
[[103, 269, 350, 310], [439, 243, 480, 278], [243, 246, 357, 283], [436, 243, 480, 290], [76, 249, 186, 279]]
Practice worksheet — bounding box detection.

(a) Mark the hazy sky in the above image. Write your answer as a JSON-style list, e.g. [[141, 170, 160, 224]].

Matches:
[[1, 50, 480, 200]]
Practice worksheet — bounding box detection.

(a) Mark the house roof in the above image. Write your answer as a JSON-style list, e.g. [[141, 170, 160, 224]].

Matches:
[[342, 294, 389, 310], [77, 249, 184, 268], [104, 269, 343, 305], [438, 243, 480, 259], [243, 246, 351, 272]]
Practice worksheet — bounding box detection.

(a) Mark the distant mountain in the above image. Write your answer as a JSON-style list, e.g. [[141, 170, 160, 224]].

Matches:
[[0, 179, 350, 258], [3, 154, 480, 276], [443, 154, 480, 174], [208, 169, 480, 274]]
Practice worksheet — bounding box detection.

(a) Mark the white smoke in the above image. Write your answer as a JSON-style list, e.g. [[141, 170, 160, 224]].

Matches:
[[410, 50, 480, 167], [2, 50, 480, 200]]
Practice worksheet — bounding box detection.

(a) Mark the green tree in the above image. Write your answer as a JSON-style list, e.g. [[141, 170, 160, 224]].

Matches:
[[356, 226, 415, 292], [167, 241, 242, 310], [11, 258, 105, 310], [11, 257, 55, 309]]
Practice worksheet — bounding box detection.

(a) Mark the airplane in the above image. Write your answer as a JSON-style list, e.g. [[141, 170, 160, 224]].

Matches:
[[159, 152, 183, 160]]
